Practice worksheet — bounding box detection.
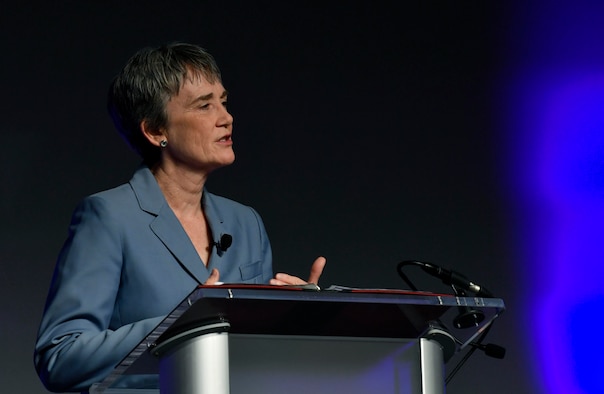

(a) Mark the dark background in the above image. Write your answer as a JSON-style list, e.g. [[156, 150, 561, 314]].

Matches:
[[1, 2, 535, 393]]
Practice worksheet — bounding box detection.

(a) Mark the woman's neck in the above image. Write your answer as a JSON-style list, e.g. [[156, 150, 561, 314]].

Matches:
[[151, 163, 209, 216]]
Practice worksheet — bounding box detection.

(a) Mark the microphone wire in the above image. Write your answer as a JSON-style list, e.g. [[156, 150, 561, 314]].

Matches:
[[396, 260, 425, 291], [445, 323, 493, 385]]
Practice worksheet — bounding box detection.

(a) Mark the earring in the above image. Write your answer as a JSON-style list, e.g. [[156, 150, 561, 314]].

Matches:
[[160, 140, 168, 148]]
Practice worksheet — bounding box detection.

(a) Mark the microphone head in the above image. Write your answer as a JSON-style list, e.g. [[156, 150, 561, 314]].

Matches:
[[220, 234, 232, 250]]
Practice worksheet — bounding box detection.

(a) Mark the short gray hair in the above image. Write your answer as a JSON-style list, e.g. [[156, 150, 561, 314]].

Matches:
[[107, 43, 222, 164]]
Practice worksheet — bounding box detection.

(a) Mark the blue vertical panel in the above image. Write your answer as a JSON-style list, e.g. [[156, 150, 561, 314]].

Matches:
[[508, 3, 604, 389], [533, 77, 604, 393]]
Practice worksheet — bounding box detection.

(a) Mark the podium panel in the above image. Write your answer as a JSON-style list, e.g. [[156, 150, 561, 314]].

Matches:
[[229, 335, 443, 394]]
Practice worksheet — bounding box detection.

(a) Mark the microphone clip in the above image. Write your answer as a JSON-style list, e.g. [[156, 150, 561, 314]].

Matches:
[[215, 234, 233, 253]]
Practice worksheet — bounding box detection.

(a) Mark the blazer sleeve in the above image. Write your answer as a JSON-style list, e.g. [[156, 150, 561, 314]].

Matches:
[[34, 196, 162, 392]]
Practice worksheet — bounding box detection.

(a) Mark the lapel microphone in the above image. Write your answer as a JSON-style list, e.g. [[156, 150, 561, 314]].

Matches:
[[215, 234, 233, 252]]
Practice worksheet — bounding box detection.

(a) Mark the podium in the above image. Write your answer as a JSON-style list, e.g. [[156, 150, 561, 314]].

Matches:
[[90, 285, 505, 394]]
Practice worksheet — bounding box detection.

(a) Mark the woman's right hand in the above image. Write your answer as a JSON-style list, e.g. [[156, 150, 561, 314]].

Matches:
[[204, 268, 221, 285]]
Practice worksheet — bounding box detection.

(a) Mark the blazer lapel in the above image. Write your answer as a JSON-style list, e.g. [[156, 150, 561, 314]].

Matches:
[[129, 166, 209, 284], [149, 206, 209, 283], [202, 190, 232, 274]]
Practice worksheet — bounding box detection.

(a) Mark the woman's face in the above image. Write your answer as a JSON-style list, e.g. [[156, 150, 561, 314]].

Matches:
[[160, 71, 234, 173]]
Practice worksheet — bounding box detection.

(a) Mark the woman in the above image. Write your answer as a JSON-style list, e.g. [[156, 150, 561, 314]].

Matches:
[[34, 43, 325, 393]]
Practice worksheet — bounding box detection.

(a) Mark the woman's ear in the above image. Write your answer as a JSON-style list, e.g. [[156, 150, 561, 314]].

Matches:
[[140, 119, 165, 147]]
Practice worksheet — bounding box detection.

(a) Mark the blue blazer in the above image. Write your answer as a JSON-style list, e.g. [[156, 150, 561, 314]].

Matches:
[[34, 166, 273, 392]]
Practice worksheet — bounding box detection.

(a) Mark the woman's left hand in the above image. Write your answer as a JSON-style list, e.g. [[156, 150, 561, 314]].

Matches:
[[270, 256, 326, 286]]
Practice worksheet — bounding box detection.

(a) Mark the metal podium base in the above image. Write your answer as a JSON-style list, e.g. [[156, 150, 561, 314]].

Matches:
[[152, 322, 231, 394]]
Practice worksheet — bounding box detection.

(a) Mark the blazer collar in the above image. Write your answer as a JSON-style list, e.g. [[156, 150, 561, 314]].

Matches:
[[202, 191, 229, 256], [129, 165, 166, 215]]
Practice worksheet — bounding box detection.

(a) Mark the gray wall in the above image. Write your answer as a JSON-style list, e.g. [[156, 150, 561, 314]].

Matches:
[[1, 2, 533, 393]]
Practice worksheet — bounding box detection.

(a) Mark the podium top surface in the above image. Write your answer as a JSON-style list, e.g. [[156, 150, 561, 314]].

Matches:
[[157, 285, 503, 339]]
